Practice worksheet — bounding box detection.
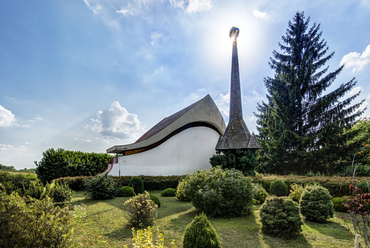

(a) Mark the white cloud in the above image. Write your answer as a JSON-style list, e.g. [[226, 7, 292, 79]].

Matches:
[[348, 86, 362, 97], [83, 0, 102, 14], [92, 101, 145, 140], [116, 9, 133, 16], [216, 93, 230, 119], [170, 0, 212, 13], [252, 90, 264, 100], [0, 144, 27, 152], [253, 10, 267, 19], [151, 32, 163, 46], [0, 105, 16, 127], [340, 44, 370, 72]]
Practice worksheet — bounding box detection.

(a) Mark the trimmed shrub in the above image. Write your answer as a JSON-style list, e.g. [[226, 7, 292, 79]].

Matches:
[[332, 197, 348, 212], [300, 185, 334, 223], [0, 192, 75, 247], [183, 212, 221, 248], [253, 183, 268, 205], [177, 170, 210, 202], [270, 179, 289, 196], [0, 171, 39, 195], [129, 177, 144, 194], [49, 182, 73, 205], [161, 188, 177, 197], [289, 183, 304, 202], [124, 191, 157, 227], [117, 186, 135, 197], [176, 180, 191, 202], [150, 194, 161, 208], [260, 196, 303, 239], [85, 174, 117, 200], [191, 167, 253, 217]]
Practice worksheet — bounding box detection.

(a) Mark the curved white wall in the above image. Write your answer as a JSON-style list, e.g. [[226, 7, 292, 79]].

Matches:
[[108, 127, 219, 176]]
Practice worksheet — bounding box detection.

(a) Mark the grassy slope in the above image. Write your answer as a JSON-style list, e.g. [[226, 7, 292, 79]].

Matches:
[[72, 191, 355, 248]]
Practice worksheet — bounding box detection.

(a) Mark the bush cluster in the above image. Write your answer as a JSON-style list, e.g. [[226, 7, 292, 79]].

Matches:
[[183, 212, 221, 248], [85, 174, 118, 200], [129, 177, 144, 194], [161, 188, 177, 197], [300, 185, 334, 223], [187, 167, 253, 217], [117, 186, 135, 197], [176, 180, 191, 202], [260, 196, 303, 239], [252, 183, 268, 205], [0, 171, 38, 195], [124, 191, 157, 227], [253, 174, 370, 197], [270, 179, 288, 196], [0, 191, 75, 247], [53, 176, 93, 191], [114, 175, 183, 190]]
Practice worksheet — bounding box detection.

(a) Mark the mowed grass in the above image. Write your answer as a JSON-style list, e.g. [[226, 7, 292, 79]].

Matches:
[[71, 191, 356, 248]]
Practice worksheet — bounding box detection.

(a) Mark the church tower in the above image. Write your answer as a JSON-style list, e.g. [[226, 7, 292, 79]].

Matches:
[[216, 27, 260, 151]]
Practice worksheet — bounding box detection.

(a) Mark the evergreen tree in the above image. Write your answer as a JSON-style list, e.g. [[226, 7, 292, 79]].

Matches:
[[255, 12, 364, 175]]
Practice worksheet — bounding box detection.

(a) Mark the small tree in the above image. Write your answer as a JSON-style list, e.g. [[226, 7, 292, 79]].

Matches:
[[183, 212, 221, 248]]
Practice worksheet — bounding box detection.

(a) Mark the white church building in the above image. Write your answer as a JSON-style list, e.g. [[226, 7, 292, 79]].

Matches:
[[103, 94, 226, 176]]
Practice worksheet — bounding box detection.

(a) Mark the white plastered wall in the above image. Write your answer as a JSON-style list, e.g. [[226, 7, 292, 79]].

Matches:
[[108, 127, 219, 176]]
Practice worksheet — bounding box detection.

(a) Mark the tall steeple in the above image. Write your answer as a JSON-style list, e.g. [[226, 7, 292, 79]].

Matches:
[[216, 27, 260, 151]]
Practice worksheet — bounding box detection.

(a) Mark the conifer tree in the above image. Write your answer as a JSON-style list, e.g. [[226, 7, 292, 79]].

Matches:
[[255, 12, 364, 174]]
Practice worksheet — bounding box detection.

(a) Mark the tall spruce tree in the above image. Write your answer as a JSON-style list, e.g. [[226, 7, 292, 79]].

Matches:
[[255, 12, 365, 175]]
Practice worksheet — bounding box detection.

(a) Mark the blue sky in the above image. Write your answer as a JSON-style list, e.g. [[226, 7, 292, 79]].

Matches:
[[1, 0, 369, 169]]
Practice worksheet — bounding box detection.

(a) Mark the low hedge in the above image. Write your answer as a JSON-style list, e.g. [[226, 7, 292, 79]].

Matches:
[[53, 175, 184, 191], [253, 174, 370, 197]]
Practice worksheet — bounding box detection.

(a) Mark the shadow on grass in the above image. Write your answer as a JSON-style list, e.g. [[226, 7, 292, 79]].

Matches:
[[261, 233, 313, 248], [104, 223, 133, 242], [304, 219, 353, 241]]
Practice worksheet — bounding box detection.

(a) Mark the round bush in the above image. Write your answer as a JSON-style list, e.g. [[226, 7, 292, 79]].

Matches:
[[124, 191, 157, 228], [129, 177, 144, 194], [176, 180, 191, 202], [179, 170, 211, 202], [270, 180, 288, 196], [161, 188, 177, 197], [183, 212, 221, 248], [332, 197, 348, 212], [49, 182, 73, 205], [260, 196, 303, 239], [150, 194, 161, 208], [253, 184, 268, 205], [191, 167, 253, 217], [300, 185, 333, 223], [289, 183, 304, 202], [85, 174, 117, 200], [117, 186, 135, 197]]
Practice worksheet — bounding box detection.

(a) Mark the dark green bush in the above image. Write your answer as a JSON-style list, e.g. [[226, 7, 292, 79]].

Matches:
[[253, 183, 268, 205], [0, 192, 75, 247], [129, 177, 144, 194], [49, 182, 73, 205], [183, 212, 221, 248], [85, 174, 117, 200], [124, 191, 157, 227], [117, 186, 135, 197], [332, 197, 348, 212], [270, 179, 289, 196], [300, 185, 334, 223], [53, 176, 93, 191], [161, 188, 177, 197], [260, 196, 303, 239], [191, 167, 253, 217], [150, 194, 161, 208], [35, 148, 112, 183]]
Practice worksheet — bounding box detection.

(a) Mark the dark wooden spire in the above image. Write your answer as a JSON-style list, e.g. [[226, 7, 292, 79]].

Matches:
[[216, 27, 260, 151]]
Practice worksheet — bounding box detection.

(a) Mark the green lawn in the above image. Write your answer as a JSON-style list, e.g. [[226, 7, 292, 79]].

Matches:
[[71, 191, 356, 248]]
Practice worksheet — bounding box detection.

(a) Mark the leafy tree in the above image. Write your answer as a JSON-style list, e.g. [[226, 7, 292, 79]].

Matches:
[[209, 149, 257, 176], [255, 12, 364, 175], [0, 164, 16, 171]]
